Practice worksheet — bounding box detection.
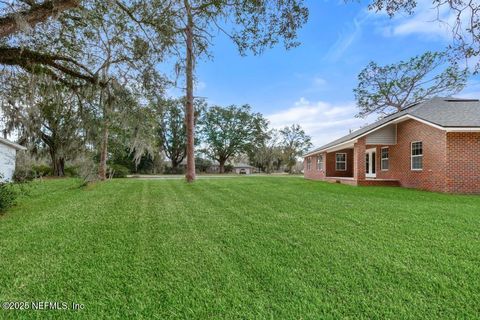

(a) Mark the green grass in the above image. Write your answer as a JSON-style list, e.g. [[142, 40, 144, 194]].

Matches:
[[0, 177, 479, 319]]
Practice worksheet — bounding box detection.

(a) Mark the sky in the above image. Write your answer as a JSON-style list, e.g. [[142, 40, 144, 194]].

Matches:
[[180, 0, 480, 148]]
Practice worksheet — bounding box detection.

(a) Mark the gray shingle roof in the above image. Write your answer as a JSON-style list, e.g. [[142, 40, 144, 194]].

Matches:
[[305, 97, 480, 156]]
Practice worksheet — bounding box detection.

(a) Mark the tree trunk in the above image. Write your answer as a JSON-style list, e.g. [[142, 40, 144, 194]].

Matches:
[[49, 148, 65, 177], [55, 158, 65, 177], [219, 160, 226, 174], [171, 159, 179, 173], [184, 0, 196, 183], [99, 123, 109, 180]]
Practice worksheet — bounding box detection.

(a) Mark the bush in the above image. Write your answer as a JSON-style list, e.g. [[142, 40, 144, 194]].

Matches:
[[224, 164, 234, 173], [13, 167, 36, 183], [14, 153, 43, 182], [108, 164, 129, 178], [75, 155, 99, 186], [163, 166, 185, 174], [32, 165, 52, 177], [0, 177, 17, 213], [64, 166, 78, 177]]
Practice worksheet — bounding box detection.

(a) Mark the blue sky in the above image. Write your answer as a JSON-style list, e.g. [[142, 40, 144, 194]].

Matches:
[[191, 0, 480, 147]]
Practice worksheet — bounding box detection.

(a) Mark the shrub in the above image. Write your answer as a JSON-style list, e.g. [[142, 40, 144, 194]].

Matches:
[[76, 155, 99, 186], [64, 166, 78, 177], [14, 153, 41, 182], [0, 176, 17, 213], [163, 166, 185, 174], [13, 167, 36, 183], [108, 164, 129, 178], [32, 165, 52, 177]]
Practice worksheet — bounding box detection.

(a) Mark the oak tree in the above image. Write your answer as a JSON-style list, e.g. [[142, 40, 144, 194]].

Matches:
[[200, 105, 268, 173], [279, 124, 312, 173]]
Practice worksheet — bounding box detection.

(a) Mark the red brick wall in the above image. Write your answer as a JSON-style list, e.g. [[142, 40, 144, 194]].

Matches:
[[354, 138, 366, 181], [325, 148, 354, 177], [374, 119, 448, 192], [304, 152, 327, 180], [304, 149, 354, 179], [446, 132, 480, 194]]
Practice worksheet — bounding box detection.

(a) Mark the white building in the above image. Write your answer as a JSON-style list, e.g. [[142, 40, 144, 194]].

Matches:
[[233, 163, 254, 175], [0, 137, 27, 182]]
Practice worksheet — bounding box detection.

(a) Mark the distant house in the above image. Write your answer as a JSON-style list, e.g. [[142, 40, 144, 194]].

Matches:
[[303, 97, 480, 194], [233, 163, 254, 175], [205, 162, 221, 174], [0, 137, 27, 182]]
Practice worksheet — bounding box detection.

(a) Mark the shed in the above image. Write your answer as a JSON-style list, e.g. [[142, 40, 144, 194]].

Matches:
[[0, 137, 27, 182]]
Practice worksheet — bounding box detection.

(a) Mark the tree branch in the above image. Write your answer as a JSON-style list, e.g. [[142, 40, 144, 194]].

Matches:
[[0, 0, 80, 38], [0, 46, 102, 86]]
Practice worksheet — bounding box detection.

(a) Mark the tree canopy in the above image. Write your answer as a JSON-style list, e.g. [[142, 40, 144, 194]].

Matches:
[[354, 51, 468, 117], [279, 124, 312, 173], [199, 104, 268, 173]]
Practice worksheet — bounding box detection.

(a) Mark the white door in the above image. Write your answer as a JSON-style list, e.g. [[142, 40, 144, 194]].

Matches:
[[365, 148, 376, 178]]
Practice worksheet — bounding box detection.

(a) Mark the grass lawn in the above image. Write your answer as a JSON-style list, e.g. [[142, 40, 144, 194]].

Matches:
[[0, 177, 479, 319]]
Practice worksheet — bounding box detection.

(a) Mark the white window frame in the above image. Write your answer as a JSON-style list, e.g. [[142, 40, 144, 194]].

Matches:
[[381, 147, 389, 171], [316, 154, 324, 171], [335, 153, 347, 171], [411, 141, 423, 171], [306, 157, 311, 171]]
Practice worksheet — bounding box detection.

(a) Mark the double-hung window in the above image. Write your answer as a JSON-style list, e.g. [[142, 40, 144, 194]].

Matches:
[[381, 147, 389, 171], [316, 155, 324, 171], [306, 157, 311, 171], [411, 142, 423, 170], [335, 153, 347, 171]]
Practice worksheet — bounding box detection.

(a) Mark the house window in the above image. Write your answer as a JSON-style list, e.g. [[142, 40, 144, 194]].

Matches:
[[335, 153, 347, 171], [411, 142, 423, 170], [381, 147, 389, 171], [306, 157, 311, 171], [316, 155, 324, 171]]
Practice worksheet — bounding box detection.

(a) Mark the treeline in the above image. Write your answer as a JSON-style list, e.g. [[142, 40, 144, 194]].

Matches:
[[6, 93, 312, 181]]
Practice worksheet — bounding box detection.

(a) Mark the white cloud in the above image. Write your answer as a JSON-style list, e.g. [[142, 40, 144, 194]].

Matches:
[[267, 98, 376, 147], [377, 2, 466, 41], [325, 11, 371, 62], [312, 77, 327, 87], [195, 81, 207, 92]]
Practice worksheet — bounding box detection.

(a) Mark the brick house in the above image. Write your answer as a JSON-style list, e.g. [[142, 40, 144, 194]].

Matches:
[[303, 97, 480, 194]]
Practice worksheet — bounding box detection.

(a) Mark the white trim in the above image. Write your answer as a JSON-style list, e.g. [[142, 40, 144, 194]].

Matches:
[[401, 115, 445, 131], [411, 141, 423, 171], [325, 141, 356, 153], [355, 115, 444, 139], [306, 157, 312, 171], [380, 147, 389, 171], [445, 127, 480, 132], [335, 152, 347, 171], [316, 154, 324, 171], [365, 148, 376, 178], [0, 137, 27, 151]]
